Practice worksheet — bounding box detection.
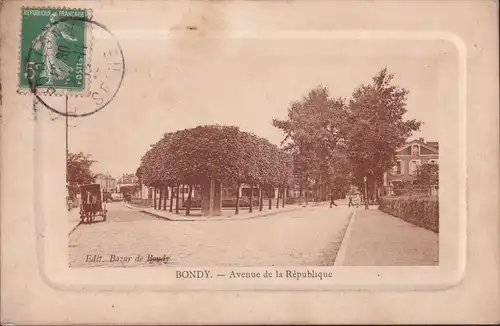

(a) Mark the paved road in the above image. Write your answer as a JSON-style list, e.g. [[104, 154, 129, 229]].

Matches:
[[69, 203, 352, 267]]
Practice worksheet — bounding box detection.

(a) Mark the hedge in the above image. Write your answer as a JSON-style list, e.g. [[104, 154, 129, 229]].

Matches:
[[378, 195, 439, 233]]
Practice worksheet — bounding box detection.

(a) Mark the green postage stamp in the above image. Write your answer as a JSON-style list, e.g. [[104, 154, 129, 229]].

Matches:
[[19, 7, 91, 94]]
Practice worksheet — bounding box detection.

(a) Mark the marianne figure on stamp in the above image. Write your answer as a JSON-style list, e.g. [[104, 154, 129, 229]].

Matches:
[[32, 12, 78, 85]]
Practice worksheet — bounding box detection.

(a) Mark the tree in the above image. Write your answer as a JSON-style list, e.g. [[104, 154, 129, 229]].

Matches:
[[416, 163, 439, 190], [67, 152, 96, 198], [272, 86, 349, 202], [138, 125, 291, 215], [345, 68, 422, 199]]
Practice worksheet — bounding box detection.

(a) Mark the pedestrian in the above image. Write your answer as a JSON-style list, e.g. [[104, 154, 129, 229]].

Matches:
[[329, 192, 338, 208], [67, 196, 73, 211], [348, 194, 353, 207], [354, 193, 361, 208]]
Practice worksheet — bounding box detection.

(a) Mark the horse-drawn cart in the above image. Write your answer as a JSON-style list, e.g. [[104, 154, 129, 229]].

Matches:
[[79, 183, 107, 223]]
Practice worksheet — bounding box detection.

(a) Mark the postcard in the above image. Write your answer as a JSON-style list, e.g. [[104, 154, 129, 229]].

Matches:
[[1, 0, 498, 324]]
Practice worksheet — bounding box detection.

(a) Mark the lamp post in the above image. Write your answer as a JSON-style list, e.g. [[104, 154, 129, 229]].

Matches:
[[363, 176, 369, 210]]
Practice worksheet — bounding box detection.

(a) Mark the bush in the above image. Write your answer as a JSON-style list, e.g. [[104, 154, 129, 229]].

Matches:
[[378, 195, 439, 233]]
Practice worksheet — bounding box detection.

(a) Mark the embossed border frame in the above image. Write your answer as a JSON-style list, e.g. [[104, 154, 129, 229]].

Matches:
[[37, 29, 467, 293]]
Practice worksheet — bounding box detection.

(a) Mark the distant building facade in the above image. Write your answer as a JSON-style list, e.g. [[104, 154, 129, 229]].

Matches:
[[384, 138, 439, 195], [94, 173, 117, 192], [117, 173, 141, 198]]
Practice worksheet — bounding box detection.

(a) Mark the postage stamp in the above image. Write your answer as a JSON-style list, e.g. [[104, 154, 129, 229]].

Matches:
[[19, 7, 125, 118], [19, 7, 91, 95]]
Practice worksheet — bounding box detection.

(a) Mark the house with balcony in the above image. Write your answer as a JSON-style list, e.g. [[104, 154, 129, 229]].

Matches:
[[383, 138, 439, 195]]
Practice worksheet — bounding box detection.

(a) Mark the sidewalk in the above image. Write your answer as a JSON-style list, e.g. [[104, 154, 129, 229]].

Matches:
[[125, 202, 328, 221], [335, 209, 438, 266], [67, 208, 82, 235]]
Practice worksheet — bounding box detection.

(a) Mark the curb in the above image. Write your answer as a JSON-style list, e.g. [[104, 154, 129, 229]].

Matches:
[[140, 209, 180, 221], [122, 203, 136, 210], [333, 211, 356, 266], [139, 204, 324, 222], [68, 221, 82, 236]]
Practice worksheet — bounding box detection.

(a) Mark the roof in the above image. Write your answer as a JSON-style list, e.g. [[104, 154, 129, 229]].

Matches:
[[426, 141, 439, 149], [94, 173, 115, 180], [397, 139, 439, 153]]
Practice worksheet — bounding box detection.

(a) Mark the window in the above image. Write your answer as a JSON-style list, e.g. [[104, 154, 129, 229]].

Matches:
[[391, 160, 404, 175], [428, 159, 438, 164], [410, 159, 422, 175], [411, 145, 420, 156]]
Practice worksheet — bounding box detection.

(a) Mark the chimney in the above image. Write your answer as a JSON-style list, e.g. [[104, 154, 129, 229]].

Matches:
[[418, 137, 424, 142]]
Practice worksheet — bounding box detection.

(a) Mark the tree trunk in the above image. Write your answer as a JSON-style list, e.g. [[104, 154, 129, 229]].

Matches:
[[305, 190, 309, 205], [282, 187, 286, 207], [163, 186, 167, 210], [169, 185, 174, 212], [268, 186, 272, 210], [276, 187, 280, 208], [159, 188, 163, 210], [299, 184, 303, 204], [185, 184, 193, 216], [259, 185, 263, 211], [175, 185, 180, 214], [181, 185, 185, 206], [153, 187, 157, 209], [235, 183, 240, 215], [213, 180, 222, 216], [249, 184, 254, 213]]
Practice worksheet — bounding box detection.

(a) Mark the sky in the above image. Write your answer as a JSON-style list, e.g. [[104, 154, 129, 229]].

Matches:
[[61, 34, 457, 179]]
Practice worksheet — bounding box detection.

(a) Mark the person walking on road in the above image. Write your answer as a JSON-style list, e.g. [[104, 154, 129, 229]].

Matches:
[[329, 192, 338, 208], [348, 194, 353, 207]]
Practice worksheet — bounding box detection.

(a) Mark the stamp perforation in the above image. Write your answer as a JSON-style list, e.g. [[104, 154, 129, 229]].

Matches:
[[17, 6, 94, 98]]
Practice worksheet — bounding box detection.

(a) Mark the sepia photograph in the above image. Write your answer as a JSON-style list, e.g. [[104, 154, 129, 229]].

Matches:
[[49, 13, 444, 268]]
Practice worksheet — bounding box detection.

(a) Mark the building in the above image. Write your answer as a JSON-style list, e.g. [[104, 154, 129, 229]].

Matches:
[[384, 138, 439, 195], [117, 173, 141, 198], [94, 173, 117, 192]]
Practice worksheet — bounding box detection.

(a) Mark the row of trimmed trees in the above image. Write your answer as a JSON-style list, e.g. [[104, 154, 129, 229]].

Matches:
[[137, 125, 293, 216]]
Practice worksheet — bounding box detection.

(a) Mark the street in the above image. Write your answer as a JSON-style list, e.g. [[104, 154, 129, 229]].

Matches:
[[69, 202, 352, 267]]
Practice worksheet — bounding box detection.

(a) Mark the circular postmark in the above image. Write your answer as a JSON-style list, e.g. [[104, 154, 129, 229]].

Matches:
[[24, 14, 125, 117]]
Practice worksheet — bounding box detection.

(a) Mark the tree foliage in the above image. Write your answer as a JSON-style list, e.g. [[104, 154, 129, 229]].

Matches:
[[272, 68, 422, 199], [138, 125, 292, 188], [67, 152, 96, 198], [345, 68, 421, 191], [67, 152, 95, 185], [416, 163, 439, 187], [273, 86, 350, 199]]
